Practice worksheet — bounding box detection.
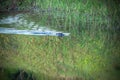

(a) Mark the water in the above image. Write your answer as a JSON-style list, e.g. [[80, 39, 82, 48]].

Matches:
[[0, 27, 70, 36], [0, 14, 70, 37]]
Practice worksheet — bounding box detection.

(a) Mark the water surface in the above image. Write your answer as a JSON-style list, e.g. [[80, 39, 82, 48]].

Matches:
[[0, 13, 70, 37]]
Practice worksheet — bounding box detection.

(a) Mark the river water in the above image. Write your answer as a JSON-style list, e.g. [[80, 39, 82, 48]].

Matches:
[[0, 13, 70, 37]]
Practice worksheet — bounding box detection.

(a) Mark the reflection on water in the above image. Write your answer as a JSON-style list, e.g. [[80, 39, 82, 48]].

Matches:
[[0, 14, 70, 37]]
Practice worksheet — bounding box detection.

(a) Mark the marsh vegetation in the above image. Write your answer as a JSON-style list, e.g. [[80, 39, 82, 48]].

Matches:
[[0, 0, 120, 80]]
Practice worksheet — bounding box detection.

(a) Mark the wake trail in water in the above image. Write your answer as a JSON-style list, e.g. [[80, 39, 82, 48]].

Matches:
[[0, 14, 70, 37]]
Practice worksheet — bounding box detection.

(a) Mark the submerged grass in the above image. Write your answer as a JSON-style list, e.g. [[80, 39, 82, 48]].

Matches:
[[0, 0, 120, 80]]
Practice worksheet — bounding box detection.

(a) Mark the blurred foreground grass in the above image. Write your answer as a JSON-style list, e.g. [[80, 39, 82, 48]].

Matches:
[[0, 32, 120, 80]]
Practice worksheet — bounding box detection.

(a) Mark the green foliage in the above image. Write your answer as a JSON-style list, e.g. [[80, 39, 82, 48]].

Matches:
[[0, 0, 120, 80]]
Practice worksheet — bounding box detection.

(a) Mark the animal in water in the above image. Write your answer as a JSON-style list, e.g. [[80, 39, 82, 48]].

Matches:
[[56, 33, 64, 37]]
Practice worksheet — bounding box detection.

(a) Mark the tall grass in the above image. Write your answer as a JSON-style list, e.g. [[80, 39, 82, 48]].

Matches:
[[0, 0, 120, 80]]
